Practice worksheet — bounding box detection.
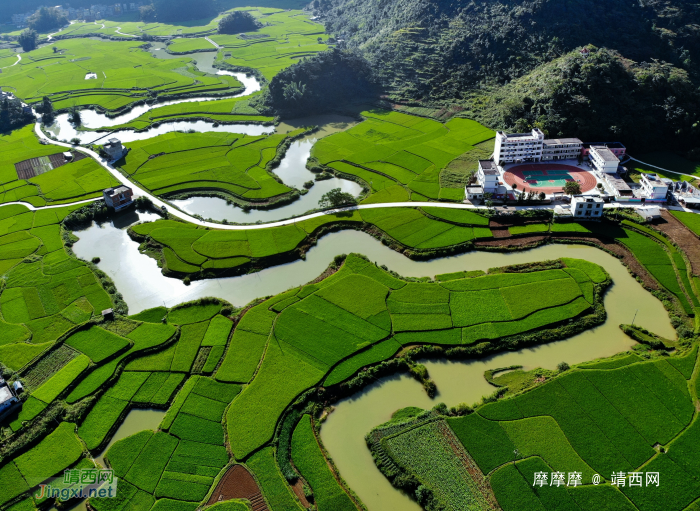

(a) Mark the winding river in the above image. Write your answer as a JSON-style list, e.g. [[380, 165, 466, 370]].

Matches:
[[72, 211, 674, 509]]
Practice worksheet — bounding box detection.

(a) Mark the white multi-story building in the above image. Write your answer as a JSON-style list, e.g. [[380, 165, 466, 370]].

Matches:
[[494, 129, 544, 164], [589, 146, 620, 174], [571, 195, 604, 219], [541, 138, 583, 161], [639, 173, 669, 202], [477, 160, 500, 193]]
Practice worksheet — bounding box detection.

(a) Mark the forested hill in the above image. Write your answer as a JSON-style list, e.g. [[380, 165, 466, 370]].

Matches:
[[316, 0, 699, 99], [474, 47, 700, 150]]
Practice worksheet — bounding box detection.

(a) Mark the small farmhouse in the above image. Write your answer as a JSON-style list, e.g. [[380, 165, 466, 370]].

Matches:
[[103, 138, 127, 161], [571, 195, 603, 219], [103, 185, 134, 212]]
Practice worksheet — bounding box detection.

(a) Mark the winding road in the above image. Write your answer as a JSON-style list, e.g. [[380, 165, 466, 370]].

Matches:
[[17, 125, 695, 230], [0, 54, 21, 69]]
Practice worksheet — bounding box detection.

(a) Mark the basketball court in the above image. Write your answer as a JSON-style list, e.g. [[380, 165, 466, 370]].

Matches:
[[502, 164, 597, 194]]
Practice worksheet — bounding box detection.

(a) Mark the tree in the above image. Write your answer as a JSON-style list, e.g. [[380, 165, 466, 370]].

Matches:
[[69, 107, 81, 126], [318, 188, 357, 209], [511, 183, 517, 190], [28, 7, 68, 32], [218, 11, 262, 34], [18, 29, 38, 52], [40, 96, 54, 124], [538, 191, 546, 200], [266, 48, 377, 117], [0, 99, 10, 130], [563, 181, 582, 196]]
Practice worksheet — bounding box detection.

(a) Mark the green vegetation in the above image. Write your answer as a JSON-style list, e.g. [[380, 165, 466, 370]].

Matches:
[[312, 110, 494, 200], [119, 130, 301, 202], [64, 326, 130, 363], [167, 38, 217, 54], [0, 126, 120, 207], [31, 354, 90, 403], [1, 39, 243, 112], [225, 254, 603, 459], [671, 211, 700, 237], [371, 348, 699, 510], [370, 415, 493, 510], [291, 415, 356, 510], [132, 207, 491, 276], [0, 203, 117, 371], [213, 9, 328, 81]]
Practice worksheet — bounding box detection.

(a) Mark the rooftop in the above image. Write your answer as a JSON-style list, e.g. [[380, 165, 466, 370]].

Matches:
[[573, 195, 604, 203], [641, 173, 666, 185], [104, 186, 131, 196], [466, 186, 484, 193], [591, 146, 619, 162], [497, 128, 544, 141], [604, 173, 632, 194], [543, 138, 583, 145], [0, 386, 14, 406], [479, 160, 498, 175]]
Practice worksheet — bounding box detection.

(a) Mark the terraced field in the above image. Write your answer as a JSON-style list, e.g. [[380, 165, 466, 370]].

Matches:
[[311, 110, 495, 201], [0, 126, 120, 207], [0, 250, 606, 511], [0, 39, 243, 112], [130, 207, 493, 275], [119, 130, 302, 201], [212, 9, 329, 80]]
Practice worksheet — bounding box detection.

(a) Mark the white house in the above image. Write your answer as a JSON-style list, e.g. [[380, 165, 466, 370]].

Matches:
[[465, 186, 484, 201], [638, 206, 662, 222], [477, 160, 500, 193], [541, 138, 583, 161], [589, 146, 619, 174], [571, 195, 604, 219], [639, 173, 669, 202], [0, 378, 19, 418], [493, 129, 545, 164]]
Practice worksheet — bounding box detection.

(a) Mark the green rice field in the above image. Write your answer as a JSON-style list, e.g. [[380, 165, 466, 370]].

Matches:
[[0, 126, 120, 207], [0, 39, 243, 112], [213, 9, 329, 80], [119, 130, 301, 201], [312, 110, 495, 200], [130, 206, 492, 275]]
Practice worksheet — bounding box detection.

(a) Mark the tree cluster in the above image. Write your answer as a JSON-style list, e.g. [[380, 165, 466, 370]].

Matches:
[[18, 29, 38, 52], [218, 11, 261, 34], [0, 97, 35, 133], [265, 48, 378, 117], [27, 7, 68, 32], [481, 47, 700, 151]]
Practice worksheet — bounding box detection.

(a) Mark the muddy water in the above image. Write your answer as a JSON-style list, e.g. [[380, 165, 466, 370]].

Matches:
[[50, 409, 166, 511], [72, 213, 674, 509], [94, 408, 166, 468], [170, 117, 361, 223], [320, 241, 675, 511]]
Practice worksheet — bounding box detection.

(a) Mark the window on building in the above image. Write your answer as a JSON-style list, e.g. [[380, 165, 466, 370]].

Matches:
[[587, 204, 592, 208]]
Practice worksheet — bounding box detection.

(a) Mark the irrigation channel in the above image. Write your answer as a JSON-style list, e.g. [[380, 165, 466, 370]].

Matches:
[[70, 209, 676, 509]]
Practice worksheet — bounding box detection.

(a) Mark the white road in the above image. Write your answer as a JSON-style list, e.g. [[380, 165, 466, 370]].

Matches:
[[14, 126, 699, 229], [1, 54, 21, 69]]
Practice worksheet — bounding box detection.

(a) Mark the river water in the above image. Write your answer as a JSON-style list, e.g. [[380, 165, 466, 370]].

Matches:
[[71, 211, 675, 510], [169, 123, 361, 223]]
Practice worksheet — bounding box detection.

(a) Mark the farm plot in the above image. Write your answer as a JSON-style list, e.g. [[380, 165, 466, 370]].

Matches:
[[224, 254, 603, 459], [0, 206, 114, 371], [372, 417, 494, 510], [167, 38, 217, 54], [312, 110, 494, 200], [442, 351, 699, 511], [132, 208, 489, 276], [119, 130, 300, 202], [213, 9, 329, 80], [291, 415, 357, 510], [0, 126, 120, 207], [0, 39, 243, 112]]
